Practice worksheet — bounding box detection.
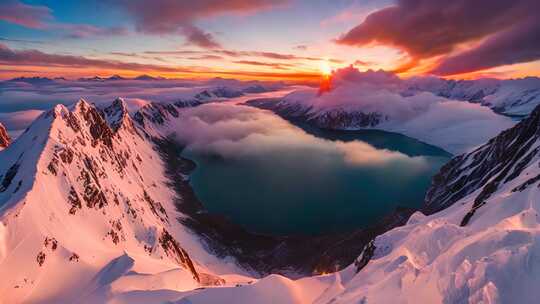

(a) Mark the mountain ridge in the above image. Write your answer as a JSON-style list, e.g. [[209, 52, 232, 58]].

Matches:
[[0, 98, 227, 303]]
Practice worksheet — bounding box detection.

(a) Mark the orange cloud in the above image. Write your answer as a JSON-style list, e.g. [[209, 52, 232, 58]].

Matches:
[[336, 0, 540, 75]]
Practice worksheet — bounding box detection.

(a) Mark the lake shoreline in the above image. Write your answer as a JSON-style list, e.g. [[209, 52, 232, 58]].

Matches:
[[155, 136, 417, 277]]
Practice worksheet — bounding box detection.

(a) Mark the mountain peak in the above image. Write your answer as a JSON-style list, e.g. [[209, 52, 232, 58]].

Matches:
[[108, 75, 125, 81], [102, 98, 136, 133], [134, 74, 156, 81], [72, 98, 92, 113]]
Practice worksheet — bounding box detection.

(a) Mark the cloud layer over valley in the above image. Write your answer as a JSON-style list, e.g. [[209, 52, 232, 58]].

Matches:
[[281, 67, 516, 153], [168, 103, 428, 168]]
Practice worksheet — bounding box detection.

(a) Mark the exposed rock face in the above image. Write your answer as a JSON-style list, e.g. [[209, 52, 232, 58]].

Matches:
[[101, 97, 136, 133], [133, 102, 179, 128], [0, 122, 10, 148], [246, 98, 386, 129], [309, 109, 384, 129], [423, 104, 540, 220]]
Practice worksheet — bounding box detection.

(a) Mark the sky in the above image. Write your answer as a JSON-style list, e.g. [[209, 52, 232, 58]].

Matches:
[[0, 0, 539, 81]]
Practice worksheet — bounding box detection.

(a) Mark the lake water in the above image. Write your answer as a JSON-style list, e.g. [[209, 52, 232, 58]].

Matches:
[[182, 103, 452, 236]]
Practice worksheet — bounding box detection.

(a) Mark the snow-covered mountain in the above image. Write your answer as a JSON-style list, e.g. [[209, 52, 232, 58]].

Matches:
[[405, 76, 540, 116], [0, 98, 228, 303], [0, 122, 10, 150], [174, 85, 282, 108], [174, 86, 245, 108]]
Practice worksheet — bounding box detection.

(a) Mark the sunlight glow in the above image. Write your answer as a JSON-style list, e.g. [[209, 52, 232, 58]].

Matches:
[[320, 60, 332, 76]]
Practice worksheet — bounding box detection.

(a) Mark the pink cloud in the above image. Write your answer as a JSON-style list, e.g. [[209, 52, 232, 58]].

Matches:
[[432, 18, 540, 75], [0, 43, 178, 72], [119, 0, 288, 48], [180, 25, 220, 49], [0, 0, 52, 29], [63, 24, 129, 39], [336, 0, 540, 74], [233, 60, 293, 70], [0, 1, 128, 39]]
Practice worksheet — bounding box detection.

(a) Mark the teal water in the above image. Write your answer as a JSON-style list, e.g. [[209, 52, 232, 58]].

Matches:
[[185, 119, 451, 236]]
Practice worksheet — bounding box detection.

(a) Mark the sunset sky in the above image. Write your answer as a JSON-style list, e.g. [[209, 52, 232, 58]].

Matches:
[[1, 0, 539, 81]]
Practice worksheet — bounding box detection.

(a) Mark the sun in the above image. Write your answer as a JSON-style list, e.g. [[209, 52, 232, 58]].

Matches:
[[320, 60, 332, 76]]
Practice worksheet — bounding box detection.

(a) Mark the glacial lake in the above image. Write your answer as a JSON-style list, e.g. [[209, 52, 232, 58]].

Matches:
[[182, 106, 452, 236]]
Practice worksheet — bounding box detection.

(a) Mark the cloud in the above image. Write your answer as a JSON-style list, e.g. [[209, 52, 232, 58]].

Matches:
[[0, 37, 44, 44], [353, 59, 375, 67], [233, 60, 293, 70], [64, 24, 129, 39], [0, 43, 179, 72], [144, 49, 338, 63], [167, 103, 423, 166], [0, 76, 286, 115], [0, 0, 52, 29], [180, 25, 221, 49], [211, 49, 322, 61], [0, 109, 43, 130], [282, 66, 515, 153], [0, 1, 128, 39], [186, 55, 224, 60], [0, 44, 319, 80], [336, 0, 540, 74], [294, 45, 308, 51], [118, 0, 288, 48], [432, 18, 540, 75]]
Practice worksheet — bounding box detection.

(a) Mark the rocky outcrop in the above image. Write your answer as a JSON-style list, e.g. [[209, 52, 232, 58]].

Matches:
[[246, 98, 386, 129], [423, 104, 540, 222], [0, 122, 10, 148], [101, 98, 136, 133], [133, 102, 179, 128]]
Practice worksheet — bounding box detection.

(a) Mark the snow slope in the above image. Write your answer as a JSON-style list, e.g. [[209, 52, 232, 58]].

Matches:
[[0, 98, 231, 303]]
